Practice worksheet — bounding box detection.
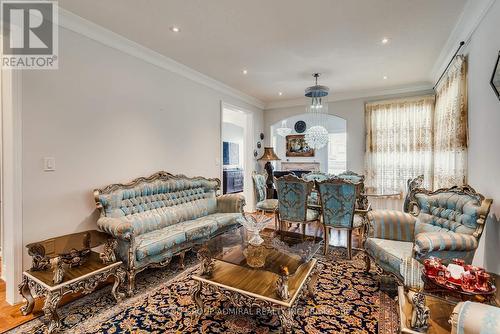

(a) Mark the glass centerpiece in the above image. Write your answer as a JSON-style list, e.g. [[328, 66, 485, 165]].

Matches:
[[237, 213, 272, 246]]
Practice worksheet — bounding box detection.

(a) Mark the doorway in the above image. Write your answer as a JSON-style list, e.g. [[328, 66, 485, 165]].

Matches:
[[221, 102, 254, 212]]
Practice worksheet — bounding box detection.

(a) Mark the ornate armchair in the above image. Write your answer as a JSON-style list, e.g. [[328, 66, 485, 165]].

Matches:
[[364, 182, 493, 279], [450, 302, 500, 334], [252, 171, 279, 228]]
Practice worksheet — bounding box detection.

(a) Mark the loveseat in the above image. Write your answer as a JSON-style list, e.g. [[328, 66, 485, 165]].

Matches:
[[94, 171, 245, 295], [364, 182, 492, 279]]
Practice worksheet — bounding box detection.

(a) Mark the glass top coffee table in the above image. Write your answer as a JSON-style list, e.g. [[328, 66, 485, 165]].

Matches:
[[191, 225, 323, 333]]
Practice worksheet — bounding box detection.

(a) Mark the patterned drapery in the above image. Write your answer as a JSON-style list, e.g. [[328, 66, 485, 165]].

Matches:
[[365, 56, 468, 193], [365, 96, 435, 193], [433, 55, 468, 189]]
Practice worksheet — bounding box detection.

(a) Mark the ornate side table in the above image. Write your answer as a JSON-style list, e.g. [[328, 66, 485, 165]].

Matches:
[[398, 258, 499, 334], [19, 252, 125, 333], [18, 230, 126, 333]]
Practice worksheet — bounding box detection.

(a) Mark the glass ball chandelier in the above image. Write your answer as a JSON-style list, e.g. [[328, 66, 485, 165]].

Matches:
[[304, 73, 329, 149], [276, 120, 292, 137]]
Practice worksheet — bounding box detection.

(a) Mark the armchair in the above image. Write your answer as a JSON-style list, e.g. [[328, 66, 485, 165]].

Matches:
[[450, 302, 500, 334], [252, 171, 279, 229], [364, 181, 493, 279]]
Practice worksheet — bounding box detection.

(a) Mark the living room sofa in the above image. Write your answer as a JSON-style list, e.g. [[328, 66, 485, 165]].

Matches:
[[364, 181, 492, 279], [94, 171, 245, 295]]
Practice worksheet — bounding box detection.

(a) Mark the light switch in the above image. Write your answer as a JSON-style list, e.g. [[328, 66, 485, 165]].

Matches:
[[44, 157, 56, 171]]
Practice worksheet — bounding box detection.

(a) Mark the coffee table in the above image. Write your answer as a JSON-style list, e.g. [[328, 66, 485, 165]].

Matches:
[[191, 226, 323, 333], [398, 258, 499, 334]]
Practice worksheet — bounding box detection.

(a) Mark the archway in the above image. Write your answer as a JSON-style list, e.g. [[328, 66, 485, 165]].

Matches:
[[270, 113, 347, 174]]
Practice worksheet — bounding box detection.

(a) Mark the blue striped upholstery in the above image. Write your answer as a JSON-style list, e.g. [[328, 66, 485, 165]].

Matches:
[[365, 238, 413, 278], [96, 173, 244, 273], [451, 302, 500, 334], [368, 210, 416, 242], [365, 186, 492, 277], [414, 232, 478, 254]]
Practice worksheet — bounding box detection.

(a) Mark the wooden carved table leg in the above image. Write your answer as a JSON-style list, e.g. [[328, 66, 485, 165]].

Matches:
[[18, 276, 35, 316], [192, 280, 204, 315], [278, 308, 294, 334], [276, 274, 290, 300], [43, 291, 62, 334], [307, 263, 322, 297], [111, 267, 127, 302], [197, 247, 214, 277]]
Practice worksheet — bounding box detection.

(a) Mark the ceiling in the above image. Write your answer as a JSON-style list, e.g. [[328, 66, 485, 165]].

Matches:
[[59, 0, 467, 103]]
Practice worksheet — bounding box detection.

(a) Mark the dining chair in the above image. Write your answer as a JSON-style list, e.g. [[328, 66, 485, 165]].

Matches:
[[275, 174, 320, 236], [302, 171, 332, 207], [337, 171, 371, 245], [252, 171, 279, 230], [317, 177, 360, 258]]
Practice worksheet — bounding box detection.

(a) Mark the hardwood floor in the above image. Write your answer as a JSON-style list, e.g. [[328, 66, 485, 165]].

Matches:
[[0, 216, 358, 333]]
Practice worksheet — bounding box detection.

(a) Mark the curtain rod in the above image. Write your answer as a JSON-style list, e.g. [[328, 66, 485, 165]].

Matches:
[[433, 41, 465, 90]]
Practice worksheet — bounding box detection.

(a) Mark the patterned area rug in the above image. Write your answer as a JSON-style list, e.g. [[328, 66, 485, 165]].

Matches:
[[8, 248, 398, 334]]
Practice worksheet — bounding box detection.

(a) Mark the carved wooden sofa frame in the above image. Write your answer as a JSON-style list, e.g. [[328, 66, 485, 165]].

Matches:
[[94, 171, 245, 295]]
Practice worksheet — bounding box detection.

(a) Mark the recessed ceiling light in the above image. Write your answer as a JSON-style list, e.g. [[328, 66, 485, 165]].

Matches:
[[170, 26, 180, 33], [278, 92, 283, 96], [242, 69, 248, 75], [381, 37, 390, 44], [383, 75, 388, 80]]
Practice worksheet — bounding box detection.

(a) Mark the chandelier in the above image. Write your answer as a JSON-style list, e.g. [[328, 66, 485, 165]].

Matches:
[[304, 73, 329, 149], [276, 120, 292, 137]]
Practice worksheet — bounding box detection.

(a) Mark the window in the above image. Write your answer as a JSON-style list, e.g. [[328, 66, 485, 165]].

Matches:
[[365, 96, 435, 193], [328, 133, 347, 175]]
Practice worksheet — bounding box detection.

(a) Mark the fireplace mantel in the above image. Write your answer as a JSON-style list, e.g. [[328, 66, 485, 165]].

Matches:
[[280, 162, 320, 172]]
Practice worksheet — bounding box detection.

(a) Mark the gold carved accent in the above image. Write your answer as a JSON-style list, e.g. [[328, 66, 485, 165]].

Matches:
[[28, 243, 51, 271], [50, 257, 67, 284], [100, 238, 118, 264], [276, 266, 290, 300]]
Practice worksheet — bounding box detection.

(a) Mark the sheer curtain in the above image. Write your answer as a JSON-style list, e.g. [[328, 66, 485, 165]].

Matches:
[[433, 55, 468, 189], [365, 96, 435, 193]]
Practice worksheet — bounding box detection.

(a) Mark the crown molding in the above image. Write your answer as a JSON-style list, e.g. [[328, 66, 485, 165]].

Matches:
[[264, 83, 433, 110], [57, 8, 265, 109], [430, 0, 497, 82]]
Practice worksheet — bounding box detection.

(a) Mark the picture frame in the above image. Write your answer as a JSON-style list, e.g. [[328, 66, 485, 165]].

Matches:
[[285, 135, 315, 157], [491, 51, 500, 101]]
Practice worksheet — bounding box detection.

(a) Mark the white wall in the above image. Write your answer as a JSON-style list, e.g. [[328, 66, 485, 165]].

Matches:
[[270, 113, 346, 173], [463, 0, 500, 273], [20, 27, 263, 269]]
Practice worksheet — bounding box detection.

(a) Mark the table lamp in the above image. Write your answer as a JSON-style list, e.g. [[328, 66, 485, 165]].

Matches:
[[258, 147, 280, 198]]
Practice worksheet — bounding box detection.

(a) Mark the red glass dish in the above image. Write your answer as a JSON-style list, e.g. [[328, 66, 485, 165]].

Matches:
[[422, 268, 497, 295]]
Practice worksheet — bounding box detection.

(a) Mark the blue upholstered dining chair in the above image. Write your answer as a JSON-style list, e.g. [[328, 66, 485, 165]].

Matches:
[[302, 171, 331, 207], [252, 171, 279, 229], [317, 177, 360, 258], [275, 174, 320, 236]]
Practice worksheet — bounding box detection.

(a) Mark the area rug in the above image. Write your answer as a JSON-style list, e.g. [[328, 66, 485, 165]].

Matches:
[[7, 248, 398, 334]]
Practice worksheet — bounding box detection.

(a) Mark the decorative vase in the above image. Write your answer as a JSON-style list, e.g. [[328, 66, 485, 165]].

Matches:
[[237, 213, 271, 246]]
